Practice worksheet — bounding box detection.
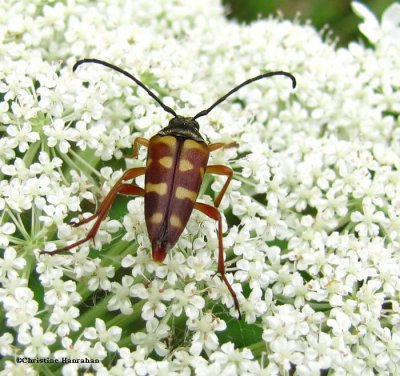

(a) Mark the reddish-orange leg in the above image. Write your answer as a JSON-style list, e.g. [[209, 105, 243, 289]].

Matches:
[[46, 167, 145, 255], [205, 165, 233, 208], [196, 146, 239, 316], [194, 201, 240, 318], [124, 137, 149, 159], [208, 141, 238, 152]]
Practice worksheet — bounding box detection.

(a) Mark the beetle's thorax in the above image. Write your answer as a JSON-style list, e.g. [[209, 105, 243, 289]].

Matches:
[[157, 116, 205, 143]]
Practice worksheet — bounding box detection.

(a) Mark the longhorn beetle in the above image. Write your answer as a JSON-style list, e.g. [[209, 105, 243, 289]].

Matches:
[[48, 58, 296, 317]]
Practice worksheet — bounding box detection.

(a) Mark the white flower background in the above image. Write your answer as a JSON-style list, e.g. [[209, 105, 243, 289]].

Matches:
[[1, 0, 400, 374]]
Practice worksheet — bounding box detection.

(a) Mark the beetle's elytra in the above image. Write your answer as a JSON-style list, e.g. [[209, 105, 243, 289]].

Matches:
[[47, 58, 296, 318]]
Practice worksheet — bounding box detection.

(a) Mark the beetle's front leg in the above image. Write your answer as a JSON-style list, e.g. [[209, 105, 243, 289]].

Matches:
[[194, 202, 240, 318], [124, 137, 149, 159], [208, 141, 238, 152], [46, 167, 146, 255]]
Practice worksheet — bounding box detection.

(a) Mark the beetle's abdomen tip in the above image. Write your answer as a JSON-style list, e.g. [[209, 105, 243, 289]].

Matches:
[[152, 245, 168, 262]]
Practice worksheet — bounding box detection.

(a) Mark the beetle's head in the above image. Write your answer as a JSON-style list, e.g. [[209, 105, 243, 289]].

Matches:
[[158, 115, 204, 142], [169, 116, 199, 130]]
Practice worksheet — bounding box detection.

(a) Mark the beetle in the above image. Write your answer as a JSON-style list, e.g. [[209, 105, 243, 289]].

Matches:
[[47, 58, 296, 317]]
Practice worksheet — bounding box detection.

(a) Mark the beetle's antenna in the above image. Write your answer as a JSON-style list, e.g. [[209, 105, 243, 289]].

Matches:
[[73, 59, 178, 117], [193, 71, 296, 120]]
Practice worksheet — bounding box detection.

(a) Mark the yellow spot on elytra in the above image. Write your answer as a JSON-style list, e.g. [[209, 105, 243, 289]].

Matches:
[[175, 186, 197, 201], [170, 215, 183, 228], [155, 136, 176, 147], [184, 139, 204, 151], [159, 156, 173, 168], [146, 182, 168, 195], [178, 159, 194, 172], [150, 212, 163, 224]]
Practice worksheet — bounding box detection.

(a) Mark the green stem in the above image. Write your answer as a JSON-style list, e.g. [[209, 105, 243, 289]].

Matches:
[[37, 364, 57, 376], [6, 236, 26, 245], [5, 209, 30, 241], [57, 148, 100, 189], [101, 240, 137, 267], [275, 294, 332, 311], [108, 300, 145, 328], [245, 340, 267, 359], [335, 214, 351, 231], [199, 174, 213, 197], [69, 148, 103, 179], [61, 110, 77, 123], [118, 334, 134, 348], [234, 175, 258, 188], [78, 295, 112, 328], [23, 140, 42, 166]]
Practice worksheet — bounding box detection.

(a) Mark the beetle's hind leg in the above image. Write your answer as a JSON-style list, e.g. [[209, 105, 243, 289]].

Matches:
[[46, 167, 145, 255], [194, 202, 241, 318]]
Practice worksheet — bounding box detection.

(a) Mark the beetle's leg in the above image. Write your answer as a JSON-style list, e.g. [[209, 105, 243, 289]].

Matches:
[[47, 167, 145, 255], [205, 165, 233, 208], [194, 202, 240, 318], [208, 141, 238, 152], [71, 167, 146, 227], [124, 137, 149, 159]]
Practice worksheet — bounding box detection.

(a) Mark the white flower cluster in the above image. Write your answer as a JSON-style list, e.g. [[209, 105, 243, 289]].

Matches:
[[1, 0, 400, 374]]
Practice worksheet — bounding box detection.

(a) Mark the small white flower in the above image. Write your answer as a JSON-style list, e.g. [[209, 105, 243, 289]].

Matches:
[[0, 332, 14, 356], [151, 252, 192, 285], [0, 361, 36, 376], [1, 157, 30, 180], [43, 278, 78, 306], [268, 337, 304, 372], [186, 250, 214, 282], [238, 288, 268, 323], [187, 313, 226, 356], [49, 305, 81, 336], [54, 337, 92, 365], [352, 1, 400, 46], [350, 199, 388, 237], [208, 273, 242, 314], [131, 318, 170, 356], [171, 283, 205, 319], [107, 275, 135, 314], [6, 123, 39, 153], [43, 118, 79, 153], [356, 279, 385, 316], [17, 323, 56, 358], [84, 318, 122, 352], [122, 249, 152, 277], [29, 151, 62, 180], [131, 280, 175, 320], [75, 120, 91, 150], [209, 342, 254, 375], [87, 259, 115, 291], [263, 305, 310, 343], [3, 287, 38, 328], [236, 258, 271, 290], [0, 246, 25, 279]]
